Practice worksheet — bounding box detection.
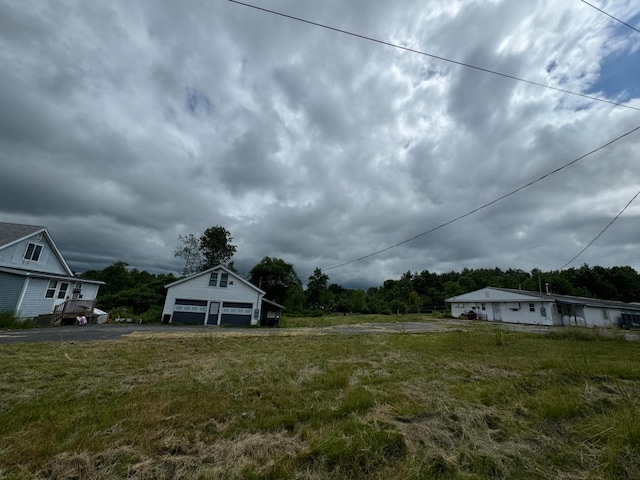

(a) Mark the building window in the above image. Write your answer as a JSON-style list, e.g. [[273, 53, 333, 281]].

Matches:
[[602, 309, 609, 320], [481, 303, 486, 311], [45, 280, 58, 298], [529, 303, 535, 312], [209, 272, 218, 287], [557, 304, 562, 314], [24, 243, 43, 261], [57, 283, 69, 299], [220, 273, 229, 288]]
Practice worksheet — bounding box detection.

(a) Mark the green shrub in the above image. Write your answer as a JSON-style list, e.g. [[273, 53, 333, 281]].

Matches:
[[0, 311, 36, 329], [139, 305, 164, 323]]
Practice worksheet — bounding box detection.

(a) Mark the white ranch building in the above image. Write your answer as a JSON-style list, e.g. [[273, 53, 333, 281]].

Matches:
[[446, 287, 640, 328]]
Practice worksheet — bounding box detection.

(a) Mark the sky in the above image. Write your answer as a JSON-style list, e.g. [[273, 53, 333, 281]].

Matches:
[[1, 0, 639, 289]]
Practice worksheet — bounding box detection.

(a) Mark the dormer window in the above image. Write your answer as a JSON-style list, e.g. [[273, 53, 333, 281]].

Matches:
[[209, 272, 229, 287], [24, 243, 43, 261]]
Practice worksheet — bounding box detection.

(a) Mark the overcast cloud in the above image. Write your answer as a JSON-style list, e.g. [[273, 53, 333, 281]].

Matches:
[[1, 0, 639, 288]]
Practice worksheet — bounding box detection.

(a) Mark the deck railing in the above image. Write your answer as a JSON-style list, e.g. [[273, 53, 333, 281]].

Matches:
[[52, 299, 96, 325]]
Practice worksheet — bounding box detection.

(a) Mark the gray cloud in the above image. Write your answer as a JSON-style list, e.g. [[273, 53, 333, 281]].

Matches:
[[1, 0, 639, 289]]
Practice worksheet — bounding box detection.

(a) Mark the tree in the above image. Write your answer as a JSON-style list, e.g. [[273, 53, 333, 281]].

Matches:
[[174, 226, 237, 275], [174, 234, 203, 276], [199, 226, 237, 270], [305, 268, 330, 309], [249, 257, 302, 307]]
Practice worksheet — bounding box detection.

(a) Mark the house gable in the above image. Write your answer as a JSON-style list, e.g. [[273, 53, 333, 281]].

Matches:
[[0, 223, 72, 276]]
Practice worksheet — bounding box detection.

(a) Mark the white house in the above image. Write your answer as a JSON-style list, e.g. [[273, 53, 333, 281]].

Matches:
[[162, 265, 284, 326], [0, 222, 103, 321], [446, 287, 640, 328]]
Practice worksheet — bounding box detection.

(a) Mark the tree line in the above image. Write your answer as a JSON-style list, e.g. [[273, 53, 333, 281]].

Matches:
[[80, 225, 640, 319]]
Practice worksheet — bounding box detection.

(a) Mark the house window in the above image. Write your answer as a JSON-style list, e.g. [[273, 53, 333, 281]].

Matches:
[[57, 282, 69, 299], [481, 303, 486, 311], [220, 273, 229, 288], [557, 304, 563, 314], [45, 280, 58, 298], [602, 309, 609, 320], [24, 243, 43, 261], [209, 272, 218, 287], [529, 303, 535, 312]]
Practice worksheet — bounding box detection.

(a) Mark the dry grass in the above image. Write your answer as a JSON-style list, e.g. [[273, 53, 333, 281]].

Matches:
[[0, 326, 639, 479]]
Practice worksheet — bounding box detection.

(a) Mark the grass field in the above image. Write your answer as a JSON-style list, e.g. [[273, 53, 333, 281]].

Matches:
[[1, 321, 639, 479], [280, 313, 450, 328]]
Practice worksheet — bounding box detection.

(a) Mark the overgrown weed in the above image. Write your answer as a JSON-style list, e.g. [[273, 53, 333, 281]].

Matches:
[[1, 330, 639, 479], [0, 310, 36, 329]]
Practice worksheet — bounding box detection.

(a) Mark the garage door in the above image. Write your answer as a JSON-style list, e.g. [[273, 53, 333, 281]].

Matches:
[[172, 299, 207, 324], [220, 302, 253, 326]]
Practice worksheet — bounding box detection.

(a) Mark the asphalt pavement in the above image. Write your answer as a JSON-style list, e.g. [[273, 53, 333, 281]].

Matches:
[[0, 320, 636, 344]]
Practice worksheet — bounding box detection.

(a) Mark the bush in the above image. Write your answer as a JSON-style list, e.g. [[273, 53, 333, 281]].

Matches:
[[0, 311, 36, 329], [139, 305, 164, 323]]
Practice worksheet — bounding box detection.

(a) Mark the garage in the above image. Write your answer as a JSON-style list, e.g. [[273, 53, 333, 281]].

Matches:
[[162, 266, 269, 327], [172, 299, 207, 324], [220, 302, 253, 326]]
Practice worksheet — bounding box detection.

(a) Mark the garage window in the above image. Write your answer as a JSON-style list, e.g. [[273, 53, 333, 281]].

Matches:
[[174, 299, 207, 312]]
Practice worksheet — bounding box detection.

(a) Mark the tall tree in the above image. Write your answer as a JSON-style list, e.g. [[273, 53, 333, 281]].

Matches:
[[174, 234, 203, 276], [174, 226, 237, 275], [198, 226, 237, 270], [305, 268, 330, 309], [249, 257, 302, 307]]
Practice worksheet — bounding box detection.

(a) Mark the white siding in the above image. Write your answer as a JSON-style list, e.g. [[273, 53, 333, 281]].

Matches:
[[0, 236, 68, 275], [78, 282, 100, 301], [583, 307, 618, 328], [451, 300, 554, 325], [16, 277, 56, 318]]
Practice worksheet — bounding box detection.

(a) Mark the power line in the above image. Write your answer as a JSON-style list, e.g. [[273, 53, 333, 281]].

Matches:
[[580, 0, 640, 34], [321, 124, 640, 273], [229, 0, 640, 112], [559, 188, 640, 270]]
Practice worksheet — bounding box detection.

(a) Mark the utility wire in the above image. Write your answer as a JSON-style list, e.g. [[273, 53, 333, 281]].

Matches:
[[229, 0, 640, 112], [580, 0, 640, 34], [559, 188, 640, 269], [321, 124, 640, 273]]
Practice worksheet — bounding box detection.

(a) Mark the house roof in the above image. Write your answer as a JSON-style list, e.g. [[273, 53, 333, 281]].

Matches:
[[262, 298, 285, 310], [165, 264, 265, 294], [0, 266, 105, 285], [447, 286, 640, 312], [0, 222, 45, 248]]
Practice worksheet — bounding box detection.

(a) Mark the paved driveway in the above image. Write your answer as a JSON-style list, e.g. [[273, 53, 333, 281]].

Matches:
[[0, 320, 636, 344]]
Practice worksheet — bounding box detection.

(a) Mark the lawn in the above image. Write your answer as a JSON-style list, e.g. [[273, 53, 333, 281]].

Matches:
[[0, 323, 639, 479], [280, 313, 448, 328]]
